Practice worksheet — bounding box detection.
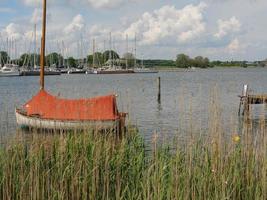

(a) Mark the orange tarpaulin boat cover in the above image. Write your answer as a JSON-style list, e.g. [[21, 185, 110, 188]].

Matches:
[[23, 90, 119, 121]]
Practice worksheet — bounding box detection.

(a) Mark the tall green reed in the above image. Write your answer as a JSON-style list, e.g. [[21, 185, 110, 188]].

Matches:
[[0, 121, 265, 200]]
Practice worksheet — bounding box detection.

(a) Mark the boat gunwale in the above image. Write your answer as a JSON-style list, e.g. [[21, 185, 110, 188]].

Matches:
[[15, 108, 122, 122]]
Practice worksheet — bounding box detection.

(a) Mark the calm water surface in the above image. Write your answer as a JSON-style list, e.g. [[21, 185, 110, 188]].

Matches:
[[1, 67, 267, 142]]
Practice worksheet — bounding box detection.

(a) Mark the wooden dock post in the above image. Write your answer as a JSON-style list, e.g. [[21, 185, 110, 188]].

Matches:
[[238, 85, 248, 116], [157, 77, 161, 104]]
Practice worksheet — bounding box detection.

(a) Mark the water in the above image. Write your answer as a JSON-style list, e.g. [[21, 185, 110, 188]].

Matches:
[[1, 67, 267, 142]]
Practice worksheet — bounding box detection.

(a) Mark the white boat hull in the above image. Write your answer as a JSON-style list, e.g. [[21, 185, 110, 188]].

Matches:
[[0, 65, 20, 76], [16, 110, 120, 131], [0, 71, 20, 77]]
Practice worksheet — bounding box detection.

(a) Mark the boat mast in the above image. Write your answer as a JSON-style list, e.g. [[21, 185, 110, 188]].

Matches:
[[57, 40, 60, 68], [62, 40, 65, 67], [6, 38, 9, 64], [80, 34, 83, 68], [34, 24, 37, 68], [40, 0, 46, 90], [141, 54, 144, 68], [126, 34, 128, 70], [109, 32, 113, 68], [134, 33, 137, 69], [103, 39, 106, 65], [92, 38, 95, 68]]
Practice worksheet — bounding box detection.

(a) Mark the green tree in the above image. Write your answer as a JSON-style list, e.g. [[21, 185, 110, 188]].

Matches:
[[176, 54, 191, 68], [45, 52, 64, 67], [121, 53, 135, 68], [67, 57, 77, 68], [87, 52, 104, 67], [19, 53, 40, 67], [240, 61, 248, 68], [191, 56, 211, 68], [0, 51, 10, 67], [103, 50, 120, 63], [258, 59, 266, 67], [212, 60, 222, 67]]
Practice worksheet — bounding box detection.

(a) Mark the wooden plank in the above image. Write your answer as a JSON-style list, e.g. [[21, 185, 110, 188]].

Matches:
[[248, 94, 267, 104]]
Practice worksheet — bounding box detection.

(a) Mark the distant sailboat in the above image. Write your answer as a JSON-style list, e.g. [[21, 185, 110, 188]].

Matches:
[[0, 64, 20, 77], [93, 33, 134, 74], [19, 24, 61, 76], [0, 38, 20, 77], [133, 35, 158, 74], [16, 0, 126, 133]]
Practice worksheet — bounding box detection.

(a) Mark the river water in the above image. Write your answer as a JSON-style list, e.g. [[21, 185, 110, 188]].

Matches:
[[0, 67, 267, 142]]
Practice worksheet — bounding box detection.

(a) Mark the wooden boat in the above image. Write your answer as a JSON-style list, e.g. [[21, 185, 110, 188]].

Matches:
[[16, 0, 126, 133], [16, 90, 126, 131]]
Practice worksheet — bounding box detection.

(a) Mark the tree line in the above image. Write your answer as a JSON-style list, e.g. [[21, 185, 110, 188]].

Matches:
[[175, 54, 212, 68], [0, 51, 266, 68]]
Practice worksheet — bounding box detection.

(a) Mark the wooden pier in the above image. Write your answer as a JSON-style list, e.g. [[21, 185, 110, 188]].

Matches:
[[247, 94, 267, 104], [239, 85, 267, 117]]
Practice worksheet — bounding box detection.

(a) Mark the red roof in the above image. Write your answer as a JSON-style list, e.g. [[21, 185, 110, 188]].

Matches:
[[23, 90, 119, 121]]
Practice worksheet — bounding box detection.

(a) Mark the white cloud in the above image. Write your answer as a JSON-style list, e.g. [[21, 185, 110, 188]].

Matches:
[[124, 3, 207, 45], [21, 0, 41, 7], [21, 0, 142, 9], [227, 38, 240, 52], [87, 0, 123, 8], [89, 25, 110, 37], [2, 23, 24, 40], [64, 14, 85, 34], [214, 16, 241, 39], [86, 0, 142, 9], [21, 0, 58, 7]]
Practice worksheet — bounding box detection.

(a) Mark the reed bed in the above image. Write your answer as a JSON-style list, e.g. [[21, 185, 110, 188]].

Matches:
[[0, 118, 265, 200]]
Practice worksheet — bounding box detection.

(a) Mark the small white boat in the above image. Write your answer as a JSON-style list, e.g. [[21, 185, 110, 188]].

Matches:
[[93, 66, 134, 74], [0, 64, 20, 77], [67, 68, 86, 74]]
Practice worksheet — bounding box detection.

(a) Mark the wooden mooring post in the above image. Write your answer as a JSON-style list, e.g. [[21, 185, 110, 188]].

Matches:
[[157, 77, 161, 104]]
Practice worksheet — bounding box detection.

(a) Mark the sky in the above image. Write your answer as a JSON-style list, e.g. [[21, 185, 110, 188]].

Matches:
[[0, 0, 266, 61]]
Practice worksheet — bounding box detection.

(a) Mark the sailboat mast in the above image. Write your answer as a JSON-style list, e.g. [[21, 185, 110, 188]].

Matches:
[[93, 38, 95, 68], [62, 41, 65, 67], [103, 39, 106, 65], [6, 38, 9, 64], [126, 34, 128, 70], [109, 32, 112, 67], [134, 33, 137, 68], [40, 0, 46, 90], [34, 24, 37, 68]]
